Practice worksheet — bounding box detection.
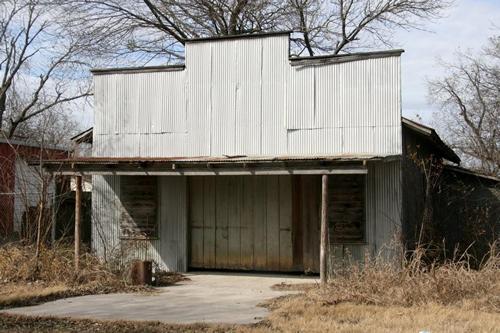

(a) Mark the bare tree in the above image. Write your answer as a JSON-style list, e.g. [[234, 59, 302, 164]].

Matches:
[[287, 0, 449, 56], [56, 0, 450, 62], [0, 0, 92, 140], [430, 35, 500, 177]]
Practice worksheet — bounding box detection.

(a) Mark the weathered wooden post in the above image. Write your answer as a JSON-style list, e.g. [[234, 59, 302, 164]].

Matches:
[[320, 174, 329, 285], [74, 175, 82, 271]]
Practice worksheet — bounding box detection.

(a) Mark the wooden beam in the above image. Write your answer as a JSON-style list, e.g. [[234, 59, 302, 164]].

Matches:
[[320, 174, 329, 285], [74, 176, 82, 272], [47, 167, 369, 176]]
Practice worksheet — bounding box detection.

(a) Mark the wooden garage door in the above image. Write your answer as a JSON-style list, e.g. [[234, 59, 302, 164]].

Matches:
[[188, 176, 293, 271]]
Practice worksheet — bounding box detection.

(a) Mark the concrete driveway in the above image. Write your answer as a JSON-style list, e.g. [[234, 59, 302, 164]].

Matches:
[[3, 272, 316, 324]]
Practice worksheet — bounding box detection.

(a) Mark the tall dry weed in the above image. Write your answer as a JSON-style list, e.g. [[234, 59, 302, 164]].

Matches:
[[0, 242, 128, 290], [316, 244, 500, 312]]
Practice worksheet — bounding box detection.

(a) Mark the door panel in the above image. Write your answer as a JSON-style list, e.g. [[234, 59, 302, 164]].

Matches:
[[188, 176, 294, 271]]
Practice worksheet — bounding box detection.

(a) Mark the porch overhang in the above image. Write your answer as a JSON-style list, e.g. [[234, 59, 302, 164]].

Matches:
[[37, 155, 400, 176]]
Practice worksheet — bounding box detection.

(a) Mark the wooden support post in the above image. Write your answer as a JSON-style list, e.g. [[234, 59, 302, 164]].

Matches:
[[51, 189, 57, 245], [320, 174, 329, 285], [74, 176, 82, 272]]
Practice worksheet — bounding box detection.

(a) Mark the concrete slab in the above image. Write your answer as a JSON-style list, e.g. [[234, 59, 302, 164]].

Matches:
[[2, 272, 317, 324]]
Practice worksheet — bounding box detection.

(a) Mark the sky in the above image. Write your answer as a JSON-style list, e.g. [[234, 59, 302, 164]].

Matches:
[[394, 0, 500, 124]]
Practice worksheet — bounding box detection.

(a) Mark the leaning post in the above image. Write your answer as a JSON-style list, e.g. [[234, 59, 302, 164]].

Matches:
[[320, 174, 329, 285], [74, 175, 82, 272]]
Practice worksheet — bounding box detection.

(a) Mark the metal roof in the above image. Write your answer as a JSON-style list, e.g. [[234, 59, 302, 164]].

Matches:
[[38, 154, 389, 176], [402, 117, 461, 164], [70, 128, 93, 144], [39, 154, 394, 165], [290, 49, 404, 66], [444, 164, 499, 182], [0, 138, 67, 151], [91, 64, 185, 76]]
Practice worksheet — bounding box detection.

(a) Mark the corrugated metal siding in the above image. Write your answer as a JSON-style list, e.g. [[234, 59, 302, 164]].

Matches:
[[367, 160, 402, 257], [93, 35, 401, 158], [185, 42, 211, 157], [328, 160, 402, 272], [92, 175, 188, 272], [92, 175, 121, 259], [261, 36, 288, 155]]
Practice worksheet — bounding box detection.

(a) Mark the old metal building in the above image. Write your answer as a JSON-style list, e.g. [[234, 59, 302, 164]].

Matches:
[[44, 32, 409, 274]]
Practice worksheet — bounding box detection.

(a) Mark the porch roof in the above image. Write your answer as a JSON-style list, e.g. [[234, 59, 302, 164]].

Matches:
[[37, 154, 399, 176]]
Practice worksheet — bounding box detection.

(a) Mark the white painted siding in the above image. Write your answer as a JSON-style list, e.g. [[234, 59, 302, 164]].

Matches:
[[13, 159, 55, 232], [93, 34, 402, 158]]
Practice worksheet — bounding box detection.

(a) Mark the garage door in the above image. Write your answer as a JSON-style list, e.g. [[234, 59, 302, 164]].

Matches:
[[188, 176, 293, 271]]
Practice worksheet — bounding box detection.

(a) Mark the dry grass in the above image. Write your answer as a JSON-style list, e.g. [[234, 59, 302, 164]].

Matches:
[[256, 298, 500, 333], [0, 243, 127, 286], [0, 243, 162, 309], [0, 313, 234, 333], [316, 246, 500, 312]]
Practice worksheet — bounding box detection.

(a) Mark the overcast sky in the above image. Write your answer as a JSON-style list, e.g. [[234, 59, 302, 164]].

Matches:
[[395, 0, 500, 124]]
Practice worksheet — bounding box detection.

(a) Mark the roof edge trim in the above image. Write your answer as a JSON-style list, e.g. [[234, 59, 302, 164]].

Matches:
[[184, 30, 293, 43], [402, 117, 461, 164], [290, 49, 404, 66], [91, 64, 185, 76]]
